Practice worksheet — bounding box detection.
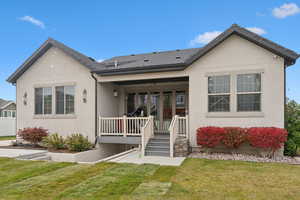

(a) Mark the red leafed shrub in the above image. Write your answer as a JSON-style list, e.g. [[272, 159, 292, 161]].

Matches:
[[222, 127, 248, 148], [18, 127, 49, 145], [247, 127, 288, 152], [197, 127, 225, 147]]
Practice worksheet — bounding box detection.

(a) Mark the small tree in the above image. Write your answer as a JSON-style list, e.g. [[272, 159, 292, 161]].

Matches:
[[18, 127, 48, 146], [285, 99, 300, 156]]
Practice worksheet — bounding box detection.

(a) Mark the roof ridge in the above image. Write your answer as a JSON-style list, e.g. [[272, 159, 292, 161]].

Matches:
[[106, 47, 201, 60]]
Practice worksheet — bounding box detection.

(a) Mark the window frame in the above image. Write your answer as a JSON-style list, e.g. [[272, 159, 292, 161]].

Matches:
[[34, 87, 52, 115], [33, 83, 76, 118], [206, 70, 264, 117], [207, 75, 231, 112], [55, 85, 76, 115], [236, 73, 262, 112]]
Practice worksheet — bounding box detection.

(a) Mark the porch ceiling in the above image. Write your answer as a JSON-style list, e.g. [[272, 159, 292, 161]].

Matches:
[[113, 77, 189, 86]]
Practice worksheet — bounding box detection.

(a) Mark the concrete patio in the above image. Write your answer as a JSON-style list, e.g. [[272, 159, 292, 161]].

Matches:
[[109, 150, 186, 166]]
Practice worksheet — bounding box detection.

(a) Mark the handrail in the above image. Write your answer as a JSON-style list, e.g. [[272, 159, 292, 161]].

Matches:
[[169, 115, 188, 157], [141, 116, 154, 157], [169, 115, 179, 158]]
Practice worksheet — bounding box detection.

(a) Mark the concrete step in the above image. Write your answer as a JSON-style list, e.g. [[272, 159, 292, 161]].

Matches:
[[31, 155, 51, 161], [149, 138, 169, 142], [16, 152, 48, 160], [146, 142, 170, 147], [146, 146, 170, 151], [145, 150, 170, 157]]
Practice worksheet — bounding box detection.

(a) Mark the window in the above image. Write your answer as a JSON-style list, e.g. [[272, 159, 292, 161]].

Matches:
[[56, 86, 75, 115], [176, 91, 186, 116], [237, 73, 261, 112], [35, 87, 52, 115], [208, 75, 230, 112]]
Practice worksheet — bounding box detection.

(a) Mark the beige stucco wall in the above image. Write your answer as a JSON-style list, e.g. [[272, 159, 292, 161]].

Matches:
[[16, 47, 96, 141], [187, 35, 284, 146], [96, 35, 285, 147]]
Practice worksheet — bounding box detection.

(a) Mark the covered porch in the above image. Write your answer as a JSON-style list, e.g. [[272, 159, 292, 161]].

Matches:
[[97, 77, 189, 157]]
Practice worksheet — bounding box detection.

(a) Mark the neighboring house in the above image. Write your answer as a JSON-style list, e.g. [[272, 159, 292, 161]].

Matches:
[[0, 99, 16, 136], [0, 99, 16, 118], [7, 24, 299, 157]]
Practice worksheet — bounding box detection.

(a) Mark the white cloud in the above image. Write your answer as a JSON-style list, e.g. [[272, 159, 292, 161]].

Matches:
[[246, 27, 267, 35], [97, 59, 104, 62], [190, 26, 266, 46], [19, 16, 45, 29], [190, 31, 222, 46], [272, 3, 300, 19]]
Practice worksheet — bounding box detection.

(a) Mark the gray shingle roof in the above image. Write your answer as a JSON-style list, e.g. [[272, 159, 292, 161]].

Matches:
[[7, 24, 299, 82], [94, 24, 299, 75]]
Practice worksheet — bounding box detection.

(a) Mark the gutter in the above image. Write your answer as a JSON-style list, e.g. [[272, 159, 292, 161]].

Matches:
[[91, 73, 98, 143]]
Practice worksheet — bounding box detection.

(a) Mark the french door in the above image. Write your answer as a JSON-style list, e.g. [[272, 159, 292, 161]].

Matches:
[[126, 90, 188, 133]]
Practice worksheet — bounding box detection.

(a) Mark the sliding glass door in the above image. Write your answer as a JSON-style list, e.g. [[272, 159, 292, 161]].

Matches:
[[126, 90, 187, 133]]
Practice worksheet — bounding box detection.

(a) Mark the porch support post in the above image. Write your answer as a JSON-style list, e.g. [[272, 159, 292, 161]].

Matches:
[[123, 115, 127, 137]]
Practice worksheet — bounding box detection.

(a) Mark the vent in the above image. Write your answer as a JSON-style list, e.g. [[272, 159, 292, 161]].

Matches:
[[176, 56, 181, 59], [144, 59, 149, 62]]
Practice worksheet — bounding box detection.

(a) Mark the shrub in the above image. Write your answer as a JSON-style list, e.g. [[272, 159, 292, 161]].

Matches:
[[222, 127, 248, 148], [42, 133, 66, 150], [284, 139, 298, 156], [66, 134, 92, 152], [285, 99, 300, 156], [248, 127, 288, 153], [197, 127, 225, 148], [18, 127, 48, 145]]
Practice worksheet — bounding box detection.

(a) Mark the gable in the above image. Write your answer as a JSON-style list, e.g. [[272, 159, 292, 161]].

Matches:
[[188, 34, 284, 69], [17, 46, 92, 85], [7, 38, 97, 84]]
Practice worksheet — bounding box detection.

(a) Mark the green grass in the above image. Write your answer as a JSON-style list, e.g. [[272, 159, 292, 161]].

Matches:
[[0, 136, 16, 141], [0, 158, 299, 200]]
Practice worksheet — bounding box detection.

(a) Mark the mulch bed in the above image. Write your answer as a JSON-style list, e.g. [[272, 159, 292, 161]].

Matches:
[[189, 152, 300, 165]]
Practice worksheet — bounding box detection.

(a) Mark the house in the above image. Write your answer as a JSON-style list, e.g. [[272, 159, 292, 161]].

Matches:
[[7, 24, 299, 157], [0, 99, 16, 118]]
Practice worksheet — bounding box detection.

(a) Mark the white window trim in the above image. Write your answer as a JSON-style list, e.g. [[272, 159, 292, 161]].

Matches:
[[206, 70, 264, 118], [236, 74, 262, 112], [55, 86, 76, 115], [34, 87, 52, 116], [207, 75, 231, 112], [33, 83, 76, 119]]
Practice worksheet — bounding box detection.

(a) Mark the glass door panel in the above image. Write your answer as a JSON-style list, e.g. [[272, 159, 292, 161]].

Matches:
[[150, 92, 160, 131], [163, 91, 172, 132], [137, 93, 148, 117], [176, 91, 186, 116]]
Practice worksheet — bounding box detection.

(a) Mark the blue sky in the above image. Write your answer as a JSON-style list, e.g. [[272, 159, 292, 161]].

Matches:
[[1, 1, 300, 102]]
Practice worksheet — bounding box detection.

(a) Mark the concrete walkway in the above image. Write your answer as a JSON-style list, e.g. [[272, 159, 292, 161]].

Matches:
[[0, 148, 47, 158], [0, 140, 14, 146], [109, 150, 185, 166]]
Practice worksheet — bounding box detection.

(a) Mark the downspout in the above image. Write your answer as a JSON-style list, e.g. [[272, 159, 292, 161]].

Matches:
[[91, 73, 98, 144], [284, 62, 287, 129]]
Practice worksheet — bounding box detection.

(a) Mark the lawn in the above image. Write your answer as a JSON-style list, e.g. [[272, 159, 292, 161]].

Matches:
[[0, 158, 299, 200], [0, 136, 16, 141]]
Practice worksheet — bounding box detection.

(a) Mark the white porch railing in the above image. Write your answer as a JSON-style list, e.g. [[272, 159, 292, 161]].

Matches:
[[141, 116, 154, 156], [99, 116, 149, 136], [169, 115, 188, 157]]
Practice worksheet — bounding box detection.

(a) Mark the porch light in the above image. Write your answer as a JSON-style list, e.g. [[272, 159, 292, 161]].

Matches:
[[113, 90, 118, 97], [23, 92, 27, 106], [83, 89, 87, 103]]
